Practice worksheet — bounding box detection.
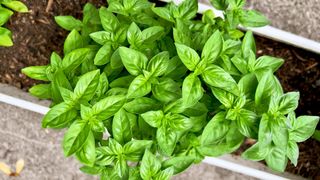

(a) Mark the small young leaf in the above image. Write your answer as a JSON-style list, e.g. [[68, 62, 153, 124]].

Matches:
[[140, 149, 161, 179], [141, 110, 164, 128], [64, 30, 84, 54], [55, 16, 83, 31], [201, 30, 223, 63], [175, 43, 200, 71], [182, 73, 203, 108]]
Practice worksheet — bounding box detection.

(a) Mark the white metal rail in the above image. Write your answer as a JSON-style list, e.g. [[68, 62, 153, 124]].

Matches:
[[0, 92, 289, 180]]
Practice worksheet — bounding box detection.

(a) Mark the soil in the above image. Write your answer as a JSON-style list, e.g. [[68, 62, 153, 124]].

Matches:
[[0, 0, 319, 179]]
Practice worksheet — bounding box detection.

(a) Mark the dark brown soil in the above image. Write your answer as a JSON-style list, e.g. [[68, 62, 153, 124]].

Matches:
[[0, 0, 319, 179], [0, 0, 105, 89]]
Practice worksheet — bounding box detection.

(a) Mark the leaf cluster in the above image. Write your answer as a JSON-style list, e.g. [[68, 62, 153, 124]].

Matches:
[[0, 0, 28, 46], [22, 0, 319, 178]]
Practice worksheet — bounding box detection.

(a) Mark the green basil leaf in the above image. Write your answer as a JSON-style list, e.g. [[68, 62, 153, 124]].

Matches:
[[94, 43, 113, 65], [140, 149, 161, 179], [110, 75, 135, 88], [258, 114, 272, 148], [265, 146, 288, 172], [99, 6, 119, 32], [167, 113, 192, 131], [80, 165, 103, 175], [83, 3, 100, 25], [254, 56, 284, 73], [182, 102, 208, 117], [240, 10, 269, 27], [123, 140, 153, 162], [151, 7, 174, 22], [162, 156, 194, 174], [242, 142, 269, 161], [141, 26, 164, 43], [95, 72, 109, 99], [157, 126, 177, 156], [96, 147, 116, 166], [119, 47, 148, 76], [0, 27, 13, 46], [0, 7, 13, 26], [127, 22, 142, 46], [208, 0, 229, 10], [152, 78, 181, 103], [110, 48, 123, 69], [182, 73, 203, 108], [201, 112, 230, 146], [241, 31, 256, 59], [237, 109, 258, 138], [272, 125, 288, 147], [29, 84, 51, 99], [63, 120, 91, 156], [54, 16, 83, 31], [147, 51, 170, 77], [141, 110, 163, 128], [202, 65, 240, 95], [277, 92, 300, 115], [113, 108, 133, 145], [22, 66, 49, 81], [3, 1, 28, 12], [42, 102, 77, 128], [51, 70, 72, 103], [201, 30, 223, 63], [61, 48, 91, 72], [64, 30, 84, 54], [290, 116, 319, 142], [154, 167, 174, 180], [114, 157, 129, 179], [89, 31, 112, 45], [74, 70, 100, 102], [255, 71, 283, 113], [164, 56, 188, 80], [124, 97, 162, 114], [175, 43, 200, 71], [76, 131, 96, 166], [127, 75, 152, 98], [175, 0, 197, 20], [211, 87, 235, 109], [92, 95, 126, 120], [286, 140, 299, 166]]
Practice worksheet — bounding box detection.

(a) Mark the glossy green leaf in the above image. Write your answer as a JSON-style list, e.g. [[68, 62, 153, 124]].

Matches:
[[140, 149, 161, 179], [55, 16, 82, 31], [119, 47, 148, 76], [127, 75, 152, 98], [290, 116, 319, 142], [92, 95, 126, 120], [202, 65, 240, 95], [113, 108, 133, 144], [63, 120, 91, 156], [141, 110, 163, 128], [64, 30, 84, 54], [175, 43, 200, 71], [123, 140, 153, 161], [182, 73, 203, 108], [201, 30, 223, 63]]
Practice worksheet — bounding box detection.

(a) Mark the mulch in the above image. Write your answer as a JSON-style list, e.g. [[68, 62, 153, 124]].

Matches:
[[0, 0, 319, 179]]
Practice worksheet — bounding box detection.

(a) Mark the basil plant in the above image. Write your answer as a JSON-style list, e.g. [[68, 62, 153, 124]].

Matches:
[[22, 0, 319, 179], [0, 0, 28, 46]]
